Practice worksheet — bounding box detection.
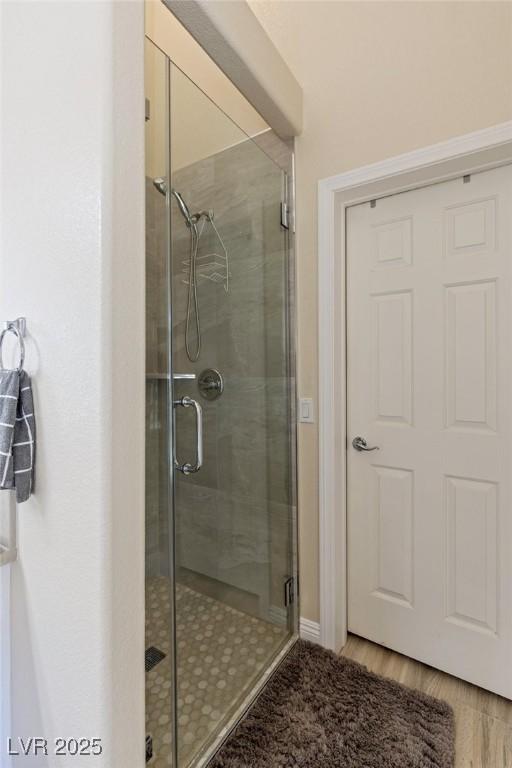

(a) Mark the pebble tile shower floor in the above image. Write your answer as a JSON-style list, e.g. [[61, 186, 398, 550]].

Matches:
[[146, 577, 287, 767]]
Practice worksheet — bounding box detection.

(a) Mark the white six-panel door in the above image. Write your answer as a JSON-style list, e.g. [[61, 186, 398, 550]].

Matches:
[[347, 164, 512, 698]]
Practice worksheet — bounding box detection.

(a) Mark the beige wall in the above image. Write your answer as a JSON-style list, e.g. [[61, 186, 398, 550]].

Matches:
[[249, 0, 512, 622]]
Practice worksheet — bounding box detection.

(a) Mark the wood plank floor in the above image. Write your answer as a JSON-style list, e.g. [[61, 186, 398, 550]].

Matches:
[[341, 634, 512, 768]]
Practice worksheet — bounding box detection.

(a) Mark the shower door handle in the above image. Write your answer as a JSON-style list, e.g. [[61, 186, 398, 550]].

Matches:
[[173, 396, 203, 474]]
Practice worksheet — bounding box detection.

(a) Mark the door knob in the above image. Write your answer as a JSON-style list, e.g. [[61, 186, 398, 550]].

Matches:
[[352, 436, 379, 452]]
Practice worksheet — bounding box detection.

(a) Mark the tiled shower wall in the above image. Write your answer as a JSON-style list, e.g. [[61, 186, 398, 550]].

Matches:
[[146, 136, 295, 622]]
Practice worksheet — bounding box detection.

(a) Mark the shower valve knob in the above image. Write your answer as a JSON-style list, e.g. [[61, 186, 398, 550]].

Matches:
[[198, 369, 224, 401]]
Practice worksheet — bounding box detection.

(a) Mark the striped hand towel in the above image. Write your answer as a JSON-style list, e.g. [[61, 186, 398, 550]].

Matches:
[[0, 369, 35, 503]]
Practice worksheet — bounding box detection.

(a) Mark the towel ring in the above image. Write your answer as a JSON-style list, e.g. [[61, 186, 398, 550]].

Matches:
[[0, 324, 25, 372]]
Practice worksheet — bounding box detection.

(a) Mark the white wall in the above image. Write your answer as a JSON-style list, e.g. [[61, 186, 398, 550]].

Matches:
[[249, 0, 512, 623], [0, 2, 145, 765]]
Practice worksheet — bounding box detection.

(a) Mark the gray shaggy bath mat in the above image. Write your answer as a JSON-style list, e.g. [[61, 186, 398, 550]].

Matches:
[[210, 639, 455, 768]]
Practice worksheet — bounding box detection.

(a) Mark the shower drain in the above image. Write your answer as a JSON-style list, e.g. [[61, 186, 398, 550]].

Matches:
[[145, 646, 166, 673]]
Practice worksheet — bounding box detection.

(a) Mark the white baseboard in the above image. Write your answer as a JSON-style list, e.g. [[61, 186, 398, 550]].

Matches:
[[300, 617, 321, 644]]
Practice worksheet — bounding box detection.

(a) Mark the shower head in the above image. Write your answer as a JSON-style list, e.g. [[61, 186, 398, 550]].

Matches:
[[152, 177, 196, 231]]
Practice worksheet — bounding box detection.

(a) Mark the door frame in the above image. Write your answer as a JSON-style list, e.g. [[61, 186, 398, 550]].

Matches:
[[317, 121, 512, 652]]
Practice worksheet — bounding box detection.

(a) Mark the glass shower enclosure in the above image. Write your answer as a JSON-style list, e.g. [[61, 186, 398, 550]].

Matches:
[[145, 39, 298, 768]]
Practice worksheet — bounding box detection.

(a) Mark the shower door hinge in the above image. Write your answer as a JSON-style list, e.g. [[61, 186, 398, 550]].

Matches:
[[281, 169, 295, 233], [145, 98, 151, 122], [284, 576, 295, 607], [280, 201, 290, 230]]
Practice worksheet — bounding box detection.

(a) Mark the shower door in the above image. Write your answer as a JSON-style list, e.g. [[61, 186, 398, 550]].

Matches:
[[146, 40, 298, 768]]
